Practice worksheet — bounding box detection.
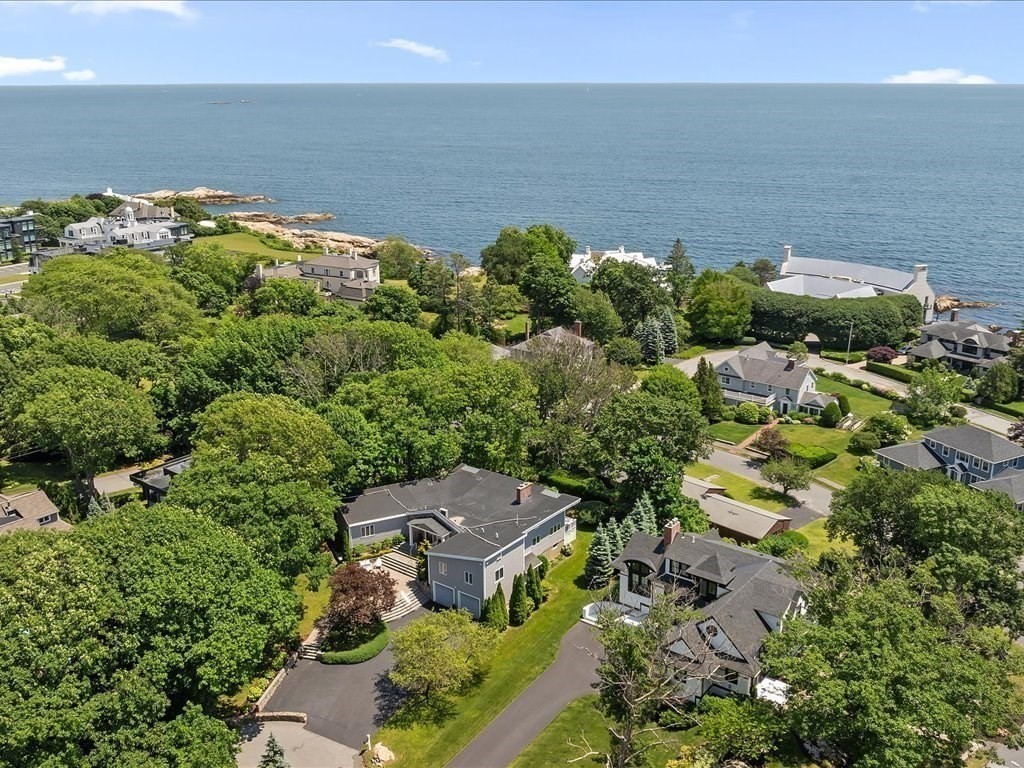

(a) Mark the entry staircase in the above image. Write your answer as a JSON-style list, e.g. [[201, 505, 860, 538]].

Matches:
[[380, 551, 431, 623]]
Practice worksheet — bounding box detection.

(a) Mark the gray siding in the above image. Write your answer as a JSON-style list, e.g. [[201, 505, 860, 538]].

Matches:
[[524, 510, 567, 559], [429, 554, 485, 616], [349, 515, 405, 546], [483, 541, 526, 604]]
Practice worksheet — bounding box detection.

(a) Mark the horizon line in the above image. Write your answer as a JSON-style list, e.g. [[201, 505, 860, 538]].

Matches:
[[0, 81, 1020, 87]]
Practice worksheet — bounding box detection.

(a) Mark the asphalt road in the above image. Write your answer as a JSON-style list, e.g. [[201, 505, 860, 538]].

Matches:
[[708, 447, 832, 523]]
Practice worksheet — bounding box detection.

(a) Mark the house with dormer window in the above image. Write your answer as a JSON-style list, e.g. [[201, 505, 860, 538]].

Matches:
[[714, 342, 837, 416], [599, 521, 803, 702], [907, 312, 1011, 373], [875, 424, 1024, 509]]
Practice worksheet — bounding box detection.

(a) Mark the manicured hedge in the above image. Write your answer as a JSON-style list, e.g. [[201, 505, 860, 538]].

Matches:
[[320, 625, 390, 664], [865, 361, 917, 383], [788, 443, 839, 469], [541, 471, 613, 503], [821, 349, 867, 364], [985, 401, 1024, 418], [749, 290, 921, 348]]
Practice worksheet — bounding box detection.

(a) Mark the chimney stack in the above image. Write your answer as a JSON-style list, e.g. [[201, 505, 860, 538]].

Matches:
[[663, 518, 680, 547], [951, 308, 960, 322], [585, 245, 591, 257], [782, 244, 792, 268], [257, 263, 264, 279], [322, 245, 329, 256], [913, 264, 928, 282], [572, 319, 583, 337], [785, 358, 796, 371], [516, 482, 533, 505]]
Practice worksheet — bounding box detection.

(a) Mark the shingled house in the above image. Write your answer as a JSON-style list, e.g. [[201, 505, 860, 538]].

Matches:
[[907, 312, 1011, 373], [597, 522, 803, 702], [715, 342, 837, 417], [340, 464, 579, 618], [0, 490, 70, 535]]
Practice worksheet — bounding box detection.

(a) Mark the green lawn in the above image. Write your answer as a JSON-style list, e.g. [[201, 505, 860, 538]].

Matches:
[[511, 694, 818, 768], [374, 530, 594, 768], [816, 378, 894, 421], [671, 342, 739, 361], [708, 420, 761, 445], [496, 312, 530, 338], [200, 232, 309, 258], [797, 518, 855, 559], [293, 572, 333, 641], [687, 463, 789, 513], [0, 457, 70, 494]]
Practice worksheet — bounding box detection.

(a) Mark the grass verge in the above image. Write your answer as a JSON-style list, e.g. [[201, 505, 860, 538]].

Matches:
[[686, 462, 789, 512], [373, 530, 593, 768], [796, 518, 855, 559], [200, 232, 308, 258], [293, 571, 332, 641], [709, 420, 761, 444]]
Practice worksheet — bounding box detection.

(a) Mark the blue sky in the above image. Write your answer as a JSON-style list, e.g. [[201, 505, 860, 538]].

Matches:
[[0, 0, 1018, 85]]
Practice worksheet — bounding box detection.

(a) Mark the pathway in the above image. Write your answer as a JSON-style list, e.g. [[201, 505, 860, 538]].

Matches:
[[236, 721, 358, 768], [94, 465, 141, 496], [708, 447, 832, 525], [446, 622, 600, 768]]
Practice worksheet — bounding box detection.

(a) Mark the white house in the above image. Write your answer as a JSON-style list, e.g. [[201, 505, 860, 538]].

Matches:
[[568, 246, 665, 284], [767, 245, 934, 322], [714, 342, 837, 416], [58, 204, 192, 253]]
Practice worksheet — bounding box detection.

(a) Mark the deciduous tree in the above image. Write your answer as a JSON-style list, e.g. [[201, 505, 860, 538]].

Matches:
[[362, 283, 422, 325], [978, 361, 1019, 404], [318, 563, 397, 639], [759, 457, 811, 496], [591, 260, 672, 331], [374, 235, 423, 280], [904, 367, 962, 425], [685, 271, 752, 342]]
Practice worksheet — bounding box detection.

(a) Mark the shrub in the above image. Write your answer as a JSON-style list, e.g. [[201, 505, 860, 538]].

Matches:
[[320, 624, 390, 664], [863, 411, 911, 446], [605, 336, 643, 367], [721, 406, 737, 421], [754, 530, 809, 558], [541, 471, 613, 503], [560, 543, 574, 557], [697, 696, 785, 763], [788, 443, 838, 468], [739, 336, 758, 346], [867, 345, 899, 363], [819, 401, 842, 428], [537, 555, 550, 580], [757, 406, 773, 424], [836, 394, 851, 416], [821, 349, 867, 364], [865, 360, 917, 383], [849, 430, 881, 454], [735, 401, 761, 424], [949, 404, 968, 419], [752, 426, 789, 459]]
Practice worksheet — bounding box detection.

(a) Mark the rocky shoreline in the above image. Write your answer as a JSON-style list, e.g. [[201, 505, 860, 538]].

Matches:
[[135, 186, 275, 205], [227, 211, 335, 225], [236, 220, 380, 253]]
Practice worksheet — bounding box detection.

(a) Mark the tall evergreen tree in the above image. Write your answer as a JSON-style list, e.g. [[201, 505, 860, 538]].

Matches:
[[509, 574, 531, 626], [619, 515, 637, 544], [666, 239, 695, 307], [584, 524, 614, 589], [633, 317, 664, 365], [693, 356, 725, 422], [659, 307, 678, 356], [605, 517, 624, 557], [628, 492, 659, 536], [259, 733, 290, 768], [526, 564, 543, 609], [482, 583, 509, 631]]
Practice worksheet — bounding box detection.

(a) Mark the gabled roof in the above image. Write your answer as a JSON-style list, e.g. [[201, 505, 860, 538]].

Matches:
[[925, 424, 1024, 463], [344, 464, 579, 558], [874, 441, 944, 471], [767, 274, 879, 300], [683, 482, 792, 541], [716, 343, 813, 390], [784, 255, 915, 292], [921, 320, 1010, 353], [302, 253, 379, 271], [971, 470, 1024, 504], [908, 339, 948, 360], [109, 201, 175, 221], [511, 326, 596, 354], [0, 490, 69, 535]]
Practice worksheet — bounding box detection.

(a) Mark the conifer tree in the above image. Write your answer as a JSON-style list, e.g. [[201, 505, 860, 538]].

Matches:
[[584, 524, 614, 589], [589, 524, 610, 589], [526, 564, 543, 609], [659, 306, 678, 356], [633, 317, 664, 365], [694, 356, 725, 422], [509, 574, 531, 626], [619, 515, 637, 544], [628, 492, 659, 536], [605, 517, 623, 557], [259, 733, 290, 768], [483, 583, 509, 631]]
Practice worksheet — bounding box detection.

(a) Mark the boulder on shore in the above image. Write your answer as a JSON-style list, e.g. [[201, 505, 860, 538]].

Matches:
[[134, 186, 275, 205], [239, 220, 379, 254], [934, 294, 996, 314], [227, 211, 335, 225]]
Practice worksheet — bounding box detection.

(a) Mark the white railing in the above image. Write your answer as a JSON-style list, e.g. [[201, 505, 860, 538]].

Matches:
[[581, 601, 646, 627], [723, 390, 776, 405]]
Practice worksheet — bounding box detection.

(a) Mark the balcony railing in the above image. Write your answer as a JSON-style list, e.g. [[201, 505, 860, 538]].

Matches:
[[723, 390, 776, 405]]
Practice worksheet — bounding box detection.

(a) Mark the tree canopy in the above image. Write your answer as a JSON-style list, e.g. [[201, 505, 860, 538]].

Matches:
[[685, 270, 752, 342], [481, 224, 575, 285]]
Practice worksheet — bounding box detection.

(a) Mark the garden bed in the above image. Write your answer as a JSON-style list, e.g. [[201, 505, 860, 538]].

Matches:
[[321, 623, 389, 664]]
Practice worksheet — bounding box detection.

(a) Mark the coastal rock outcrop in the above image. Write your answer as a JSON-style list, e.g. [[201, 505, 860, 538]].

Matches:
[[933, 295, 996, 314], [227, 211, 335, 225], [135, 186, 275, 205], [239, 220, 379, 253]]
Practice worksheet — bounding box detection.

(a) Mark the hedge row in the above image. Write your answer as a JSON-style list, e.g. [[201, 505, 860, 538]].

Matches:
[[983, 401, 1024, 418], [320, 625, 390, 664], [749, 290, 921, 348], [820, 349, 867, 364], [865, 361, 917, 383], [789, 443, 839, 469], [540, 470, 614, 504]]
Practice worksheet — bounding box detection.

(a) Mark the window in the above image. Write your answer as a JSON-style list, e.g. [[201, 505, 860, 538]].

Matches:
[[942, 445, 950, 457], [494, 567, 504, 581], [549, 522, 564, 536], [718, 668, 739, 685], [627, 561, 651, 595], [972, 456, 980, 468], [785, 388, 792, 396], [767, 385, 773, 392], [721, 376, 731, 385], [531, 535, 541, 547], [438, 562, 447, 576], [464, 571, 473, 585], [38, 514, 54, 525], [359, 524, 375, 538]]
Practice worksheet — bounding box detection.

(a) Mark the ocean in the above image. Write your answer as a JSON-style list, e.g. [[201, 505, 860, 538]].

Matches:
[[1, 83, 1022, 327]]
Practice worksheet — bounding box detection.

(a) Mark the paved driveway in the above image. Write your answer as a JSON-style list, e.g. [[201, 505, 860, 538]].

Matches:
[[671, 349, 737, 376], [446, 622, 600, 768], [707, 448, 832, 524], [236, 721, 357, 768], [264, 611, 421, 750]]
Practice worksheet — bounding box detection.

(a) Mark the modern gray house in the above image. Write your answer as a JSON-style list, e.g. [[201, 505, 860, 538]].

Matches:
[[57, 204, 192, 254], [0, 212, 39, 263], [907, 312, 1011, 373], [597, 522, 803, 703], [255, 247, 381, 304], [129, 456, 192, 505], [768, 245, 934, 322], [875, 424, 1024, 509], [340, 464, 580, 618], [715, 342, 837, 416]]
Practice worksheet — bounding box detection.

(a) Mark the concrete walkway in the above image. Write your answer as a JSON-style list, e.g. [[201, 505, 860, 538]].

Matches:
[[446, 622, 600, 768], [708, 447, 832, 524]]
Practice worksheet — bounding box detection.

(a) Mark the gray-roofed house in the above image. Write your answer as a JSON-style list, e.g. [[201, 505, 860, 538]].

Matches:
[[682, 477, 792, 543], [340, 464, 580, 618], [130, 455, 192, 505], [509, 321, 596, 359], [57, 203, 192, 254], [907, 311, 1011, 373], [297, 247, 381, 303], [714, 342, 837, 416], [604, 521, 803, 702], [875, 424, 1024, 508], [767, 244, 934, 322], [0, 490, 71, 535]]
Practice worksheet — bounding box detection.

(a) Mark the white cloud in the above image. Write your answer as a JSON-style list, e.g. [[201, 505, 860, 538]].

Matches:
[[6, 1, 196, 19], [0, 54, 66, 78], [63, 68, 96, 81], [913, 0, 990, 12], [374, 38, 450, 63], [884, 67, 996, 84]]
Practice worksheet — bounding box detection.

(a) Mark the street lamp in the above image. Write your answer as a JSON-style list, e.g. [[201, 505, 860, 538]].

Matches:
[[845, 320, 855, 365]]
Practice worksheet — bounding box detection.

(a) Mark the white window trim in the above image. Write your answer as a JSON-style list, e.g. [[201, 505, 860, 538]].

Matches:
[[464, 571, 473, 585], [438, 562, 447, 576]]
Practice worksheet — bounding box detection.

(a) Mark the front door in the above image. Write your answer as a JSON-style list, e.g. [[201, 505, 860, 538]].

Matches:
[[780, 401, 790, 415]]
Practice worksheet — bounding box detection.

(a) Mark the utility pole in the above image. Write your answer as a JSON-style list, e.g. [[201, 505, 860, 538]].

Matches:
[[845, 320, 855, 365]]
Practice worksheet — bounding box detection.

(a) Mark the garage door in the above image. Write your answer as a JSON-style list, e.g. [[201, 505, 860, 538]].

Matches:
[[458, 591, 481, 618], [433, 582, 455, 608]]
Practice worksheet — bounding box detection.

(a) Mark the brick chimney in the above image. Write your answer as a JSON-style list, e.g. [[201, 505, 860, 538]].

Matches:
[[785, 358, 796, 371], [663, 518, 680, 547], [516, 482, 533, 504], [572, 320, 583, 337]]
